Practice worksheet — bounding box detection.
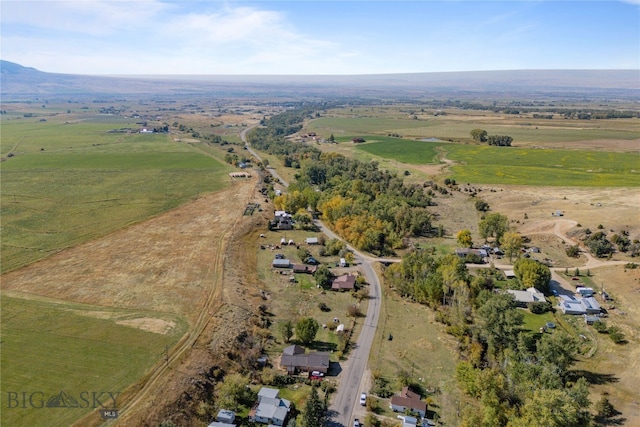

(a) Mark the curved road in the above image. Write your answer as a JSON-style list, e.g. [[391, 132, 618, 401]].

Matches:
[[241, 128, 382, 426]]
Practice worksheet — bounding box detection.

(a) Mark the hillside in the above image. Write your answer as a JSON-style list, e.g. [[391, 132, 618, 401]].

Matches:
[[1, 60, 638, 98]]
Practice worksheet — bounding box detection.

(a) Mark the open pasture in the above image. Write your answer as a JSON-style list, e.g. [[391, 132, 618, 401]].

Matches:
[[309, 107, 640, 148], [348, 133, 640, 187], [1, 293, 185, 427], [444, 144, 640, 187], [352, 136, 442, 164], [1, 114, 231, 272], [307, 116, 433, 136]]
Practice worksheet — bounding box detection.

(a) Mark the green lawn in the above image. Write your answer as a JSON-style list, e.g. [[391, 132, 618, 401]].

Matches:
[[0, 294, 186, 427], [1, 116, 232, 272]]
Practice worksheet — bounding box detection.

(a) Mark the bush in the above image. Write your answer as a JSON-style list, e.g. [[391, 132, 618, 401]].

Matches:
[[371, 377, 393, 398], [318, 302, 331, 312], [528, 301, 552, 314], [475, 199, 490, 212], [608, 326, 626, 344], [565, 245, 580, 258], [593, 321, 608, 333]]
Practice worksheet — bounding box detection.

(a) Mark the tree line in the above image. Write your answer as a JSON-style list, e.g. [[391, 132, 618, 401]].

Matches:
[[383, 242, 605, 426], [249, 109, 438, 256]]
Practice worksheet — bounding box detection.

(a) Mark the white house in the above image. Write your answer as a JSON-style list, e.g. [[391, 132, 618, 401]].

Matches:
[[251, 388, 291, 426], [389, 386, 427, 417], [558, 295, 601, 315], [506, 287, 547, 306]]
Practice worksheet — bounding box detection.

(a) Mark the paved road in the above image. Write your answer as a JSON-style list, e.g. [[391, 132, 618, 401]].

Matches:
[[316, 221, 382, 427], [241, 127, 383, 426]]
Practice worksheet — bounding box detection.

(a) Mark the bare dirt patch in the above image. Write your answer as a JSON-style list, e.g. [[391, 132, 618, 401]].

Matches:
[[115, 318, 176, 335]]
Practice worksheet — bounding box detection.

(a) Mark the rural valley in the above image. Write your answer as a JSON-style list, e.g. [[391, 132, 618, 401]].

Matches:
[[1, 62, 640, 427]]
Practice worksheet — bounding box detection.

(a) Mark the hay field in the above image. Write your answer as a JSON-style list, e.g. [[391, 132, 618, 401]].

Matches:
[[1, 111, 231, 272]]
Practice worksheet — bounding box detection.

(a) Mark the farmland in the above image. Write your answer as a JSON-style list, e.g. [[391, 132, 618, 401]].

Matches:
[[1, 293, 185, 427], [2, 94, 640, 426], [1, 112, 231, 272]]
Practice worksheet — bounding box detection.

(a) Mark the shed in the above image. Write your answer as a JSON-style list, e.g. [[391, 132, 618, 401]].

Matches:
[[583, 314, 600, 325], [576, 287, 594, 297], [306, 237, 319, 245], [208, 422, 236, 427], [272, 259, 291, 268], [216, 409, 236, 424], [504, 270, 516, 279]]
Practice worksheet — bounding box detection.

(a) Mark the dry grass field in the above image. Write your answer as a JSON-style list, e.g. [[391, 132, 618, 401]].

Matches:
[[1, 175, 268, 426]]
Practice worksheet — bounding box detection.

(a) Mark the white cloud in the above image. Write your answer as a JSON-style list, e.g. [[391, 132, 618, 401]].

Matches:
[[1, 0, 351, 74]]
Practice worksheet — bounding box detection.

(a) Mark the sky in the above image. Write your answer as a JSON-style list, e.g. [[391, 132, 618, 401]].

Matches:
[[1, 0, 639, 75]]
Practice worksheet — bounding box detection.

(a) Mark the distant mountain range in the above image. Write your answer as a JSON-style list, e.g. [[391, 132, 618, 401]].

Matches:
[[1, 60, 638, 99]]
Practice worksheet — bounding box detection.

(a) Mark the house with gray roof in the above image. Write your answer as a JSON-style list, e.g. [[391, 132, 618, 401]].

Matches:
[[250, 388, 291, 426], [506, 287, 547, 307], [280, 345, 330, 374]]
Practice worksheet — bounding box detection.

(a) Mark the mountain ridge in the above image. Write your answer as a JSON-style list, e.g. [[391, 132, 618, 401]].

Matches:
[[1, 60, 638, 98]]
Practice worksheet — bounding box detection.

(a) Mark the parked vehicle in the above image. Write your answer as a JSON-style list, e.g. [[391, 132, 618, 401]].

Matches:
[[359, 392, 367, 406]]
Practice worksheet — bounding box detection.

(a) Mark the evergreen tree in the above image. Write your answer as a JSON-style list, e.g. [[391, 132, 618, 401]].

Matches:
[[300, 386, 327, 427]]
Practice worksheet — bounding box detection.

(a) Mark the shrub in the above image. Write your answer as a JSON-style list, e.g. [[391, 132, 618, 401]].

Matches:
[[528, 301, 552, 314], [565, 245, 580, 258], [318, 302, 331, 312], [593, 321, 608, 333], [608, 326, 626, 344], [596, 396, 615, 419]]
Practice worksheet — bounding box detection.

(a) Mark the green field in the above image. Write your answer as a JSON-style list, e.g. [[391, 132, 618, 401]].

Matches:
[[1, 114, 231, 272], [444, 144, 640, 187], [352, 136, 442, 164], [349, 136, 640, 187], [0, 294, 186, 427], [309, 110, 640, 143]]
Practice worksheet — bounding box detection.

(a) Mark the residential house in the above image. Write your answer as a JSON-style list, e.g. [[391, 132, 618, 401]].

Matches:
[[389, 386, 427, 417], [272, 211, 293, 230], [331, 274, 356, 291], [280, 345, 330, 375], [454, 248, 488, 259], [506, 287, 547, 307], [250, 387, 291, 426], [558, 295, 601, 315]]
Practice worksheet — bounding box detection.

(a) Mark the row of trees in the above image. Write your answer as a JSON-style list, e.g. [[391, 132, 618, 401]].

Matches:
[[470, 129, 513, 146]]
